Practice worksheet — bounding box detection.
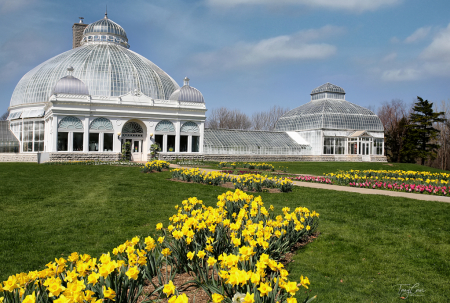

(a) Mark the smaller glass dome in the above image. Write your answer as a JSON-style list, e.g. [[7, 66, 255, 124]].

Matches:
[[169, 77, 204, 103], [81, 14, 129, 48], [53, 69, 89, 95], [274, 83, 383, 132], [311, 82, 345, 94]]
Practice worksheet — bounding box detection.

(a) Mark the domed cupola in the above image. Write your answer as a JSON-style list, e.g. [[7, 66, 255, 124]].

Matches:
[[52, 67, 89, 95], [311, 82, 345, 101], [80, 12, 129, 48], [169, 77, 204, 103]]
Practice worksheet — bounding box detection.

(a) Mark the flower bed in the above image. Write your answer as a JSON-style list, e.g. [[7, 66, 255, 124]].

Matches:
[[292, 169, 450, 196], [172, 168, 294, 192], [0, 189, 319, 303], [142, 160, 171, 173], [45, 161, 143, 166]]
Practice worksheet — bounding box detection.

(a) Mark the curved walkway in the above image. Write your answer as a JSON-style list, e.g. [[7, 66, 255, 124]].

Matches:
[[169, 164, 450, 203]]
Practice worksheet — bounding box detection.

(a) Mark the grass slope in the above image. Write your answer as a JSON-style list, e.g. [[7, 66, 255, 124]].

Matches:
[[0, 163, 449, 302]]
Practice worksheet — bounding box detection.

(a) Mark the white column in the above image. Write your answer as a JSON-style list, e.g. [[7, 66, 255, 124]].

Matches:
[[356, 138, 360, 155], [199, 122, 205, 153], [52, 115, 58, 152], [83, 117, 89, 152], [175, 121, 181, 153], [163, 134, 167, 152], [188, 135, 192, 153]]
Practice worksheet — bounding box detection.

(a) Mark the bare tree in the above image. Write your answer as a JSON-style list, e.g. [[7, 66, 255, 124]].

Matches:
[[430, 100, 450, 170], [251, 105, 290, 131], [206, 107, 252, 130], [377, 99, 411, 162], [0, 111, 8, 121]]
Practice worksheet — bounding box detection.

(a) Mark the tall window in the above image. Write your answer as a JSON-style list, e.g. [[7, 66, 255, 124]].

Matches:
[[155, 120, 175, 152], [180, 121, 200, 153], [90, 117, 114, 152], [58, 116, 83, 152]]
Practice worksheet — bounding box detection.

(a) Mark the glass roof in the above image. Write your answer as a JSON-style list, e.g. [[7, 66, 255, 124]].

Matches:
[[274, 98, 384, 132], [311, 82, 345, 95], [204, 129, 306, 155], [10, 43, 179, 106], [84, 16, 127, 40], [81, 15, 129, 48], [0, 121, 18, 142]]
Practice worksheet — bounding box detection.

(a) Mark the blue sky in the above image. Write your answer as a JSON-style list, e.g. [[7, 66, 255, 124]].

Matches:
[[1, 0, 450, 116]]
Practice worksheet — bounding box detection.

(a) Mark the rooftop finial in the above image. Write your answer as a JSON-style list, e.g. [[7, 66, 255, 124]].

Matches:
[[79, 17, 84, 24], [184, 77, 190, 86], [67, 66, 74, 75], [104, 5, 108, 19]]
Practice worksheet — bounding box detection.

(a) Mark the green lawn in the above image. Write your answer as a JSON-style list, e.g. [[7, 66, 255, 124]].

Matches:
[[1, 163, 449, 302]]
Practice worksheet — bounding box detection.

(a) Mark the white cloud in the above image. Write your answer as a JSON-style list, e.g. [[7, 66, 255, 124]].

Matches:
[[420, 24, 450, 61], [381, 68, 421, 81], [206, 0, 402, 12], [0, 0, 36, 14], [390, 36, 400, 44], [381, 52, 397, 62], [380, 23, 450, 81], [404, 26, 431, 43], [190, 26, 343, 71]]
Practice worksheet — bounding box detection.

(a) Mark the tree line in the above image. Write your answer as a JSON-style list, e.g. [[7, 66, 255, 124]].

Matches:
[[378, 97, 447, 169], [206, 105, 290, 131]]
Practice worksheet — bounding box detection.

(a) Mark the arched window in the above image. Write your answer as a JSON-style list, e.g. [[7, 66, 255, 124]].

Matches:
[[89, 117, 114, 152], [58, 116, 84, 152], [180, 121, 199, 133], [122, 121, 143, 135], [90, 117, 113, 131], [155, 120, 175, 132], [58, 116, 83, 130]]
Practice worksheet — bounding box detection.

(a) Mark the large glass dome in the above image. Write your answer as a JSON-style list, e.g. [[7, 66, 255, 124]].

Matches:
[[274, 83, 384, 132], [10, 16, 179, 107]]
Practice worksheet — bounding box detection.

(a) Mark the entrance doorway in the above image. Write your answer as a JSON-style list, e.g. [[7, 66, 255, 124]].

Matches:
[[121, 121, 145, 162], [131, 139, 143, 161]]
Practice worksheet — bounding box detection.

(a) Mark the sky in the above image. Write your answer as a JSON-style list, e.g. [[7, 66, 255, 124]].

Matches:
[[1, 0, 450, 117]]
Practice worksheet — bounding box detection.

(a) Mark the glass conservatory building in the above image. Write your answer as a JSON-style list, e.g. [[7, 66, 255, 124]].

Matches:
[[6, 14, 206, 162], [4, 14, 385, 162]]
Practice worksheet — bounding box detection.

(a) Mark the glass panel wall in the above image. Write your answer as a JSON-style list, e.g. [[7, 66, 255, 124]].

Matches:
[[323, 138, 334, 154], [374, 139, 383, 155], [34, 121, 44, 151], [335, 138, 345, 154], [348, 138, 358, 155], [19, 120, 45, 152]]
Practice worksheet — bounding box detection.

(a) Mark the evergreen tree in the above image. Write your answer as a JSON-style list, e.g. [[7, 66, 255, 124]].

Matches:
[[408, 97, 446, 165]]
